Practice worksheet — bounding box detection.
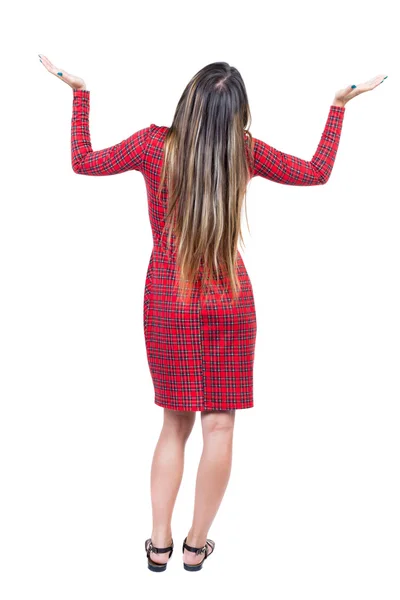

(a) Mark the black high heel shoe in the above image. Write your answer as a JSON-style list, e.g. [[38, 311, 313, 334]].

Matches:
[[145, 538, 174, 572], [182, 536, 215, 571]]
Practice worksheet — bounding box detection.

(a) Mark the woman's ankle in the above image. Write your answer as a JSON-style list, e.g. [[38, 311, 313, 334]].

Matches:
[[186, 528, 207, 547], [151, 530, 173, 546]]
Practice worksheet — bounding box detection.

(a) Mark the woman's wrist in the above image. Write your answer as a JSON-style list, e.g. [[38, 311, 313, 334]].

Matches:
[[332, 99, 346, 108]]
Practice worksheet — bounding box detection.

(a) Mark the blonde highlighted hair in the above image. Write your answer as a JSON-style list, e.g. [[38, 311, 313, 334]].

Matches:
[[156, 62, 255, 304]]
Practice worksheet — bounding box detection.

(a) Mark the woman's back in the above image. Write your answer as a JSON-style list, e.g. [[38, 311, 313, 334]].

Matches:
[[71, 89, 345, 411]]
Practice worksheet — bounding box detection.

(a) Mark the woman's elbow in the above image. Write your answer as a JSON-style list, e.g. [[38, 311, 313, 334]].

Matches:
[[72, 162, 82, 174]]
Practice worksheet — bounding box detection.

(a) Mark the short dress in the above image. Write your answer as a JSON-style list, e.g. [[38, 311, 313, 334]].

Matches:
[[71, 89, 345, 411]]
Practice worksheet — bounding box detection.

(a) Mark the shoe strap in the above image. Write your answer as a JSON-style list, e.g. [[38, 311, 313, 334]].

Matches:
[[147, 539, 174, 554], [183, 537, 207, 555]]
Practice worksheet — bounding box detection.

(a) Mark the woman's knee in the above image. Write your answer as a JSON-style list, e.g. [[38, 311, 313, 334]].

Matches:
[[163, 408, 196, 438], [201, 409, 236, 437]]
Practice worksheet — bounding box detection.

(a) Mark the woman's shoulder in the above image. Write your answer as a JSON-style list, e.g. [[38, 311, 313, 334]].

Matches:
[[149, 124, 169, 137]]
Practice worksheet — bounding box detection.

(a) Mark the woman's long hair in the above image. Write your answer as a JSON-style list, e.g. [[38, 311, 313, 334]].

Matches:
[[157, 62, 255, 305]]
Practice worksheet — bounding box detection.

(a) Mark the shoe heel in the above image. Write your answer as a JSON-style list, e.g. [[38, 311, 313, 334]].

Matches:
[[145, 538, 174, 572], [182, 536, 215, 571], [148, 561, 167, 572], [183, 562, 203, 572]]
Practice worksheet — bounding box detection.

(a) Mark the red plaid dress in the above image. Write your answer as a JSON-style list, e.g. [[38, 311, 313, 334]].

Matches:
[[71, 89, 345, 411]]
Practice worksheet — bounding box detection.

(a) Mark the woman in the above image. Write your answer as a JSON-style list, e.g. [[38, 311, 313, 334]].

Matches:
[[39, 55, 387, 572]]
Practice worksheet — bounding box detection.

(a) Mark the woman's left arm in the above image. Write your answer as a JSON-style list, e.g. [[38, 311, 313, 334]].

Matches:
[[71, 89, 152, 175]]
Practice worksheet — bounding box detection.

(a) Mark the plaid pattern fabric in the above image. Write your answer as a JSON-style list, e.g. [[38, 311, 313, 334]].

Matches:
[[72, 90, 345, 411]]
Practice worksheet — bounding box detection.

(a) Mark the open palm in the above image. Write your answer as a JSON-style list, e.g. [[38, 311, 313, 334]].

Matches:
[[334, 74, 388, 106], [38, 54, 86, 90]]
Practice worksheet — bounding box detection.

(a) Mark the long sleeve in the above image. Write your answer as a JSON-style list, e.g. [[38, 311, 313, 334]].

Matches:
[[71, 89, 152, 175], [251, 105, 345, 185]]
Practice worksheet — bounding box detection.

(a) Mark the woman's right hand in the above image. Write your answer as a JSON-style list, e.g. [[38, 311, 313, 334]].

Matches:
[[38, 54, 86, 91], [332, 74, 388, 107]]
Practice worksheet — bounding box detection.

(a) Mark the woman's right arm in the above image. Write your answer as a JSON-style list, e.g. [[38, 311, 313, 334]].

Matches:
[[251, 104, 345, 185]]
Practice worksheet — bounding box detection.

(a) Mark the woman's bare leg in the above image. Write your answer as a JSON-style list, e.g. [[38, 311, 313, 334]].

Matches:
[[149, 408, 196, 564], [183, 409, 235, 565]]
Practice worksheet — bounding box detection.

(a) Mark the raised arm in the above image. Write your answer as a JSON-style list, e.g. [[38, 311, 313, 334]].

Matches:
[[71, 89, 152, 175], [251, 105, 345, 185]]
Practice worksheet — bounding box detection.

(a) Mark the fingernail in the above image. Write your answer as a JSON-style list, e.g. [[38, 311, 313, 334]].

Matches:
[[57, 72, 63, 76], [351, 85, 357, 89]]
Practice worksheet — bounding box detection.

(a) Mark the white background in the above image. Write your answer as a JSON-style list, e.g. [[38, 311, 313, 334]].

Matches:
[[1, 0, 399, 598]]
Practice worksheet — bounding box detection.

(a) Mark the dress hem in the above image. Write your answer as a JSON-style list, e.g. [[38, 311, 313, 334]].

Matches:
[[154, 399, 254, 411]]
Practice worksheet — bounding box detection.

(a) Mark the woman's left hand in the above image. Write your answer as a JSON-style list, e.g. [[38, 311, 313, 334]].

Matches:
[[38, 54, 86, 90]]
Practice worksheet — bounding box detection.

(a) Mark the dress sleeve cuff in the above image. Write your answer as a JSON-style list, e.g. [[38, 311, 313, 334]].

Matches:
[[330, 104, 345, 112]]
